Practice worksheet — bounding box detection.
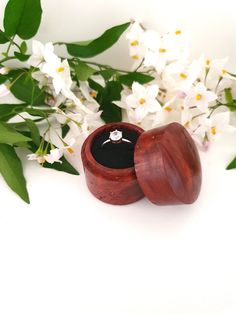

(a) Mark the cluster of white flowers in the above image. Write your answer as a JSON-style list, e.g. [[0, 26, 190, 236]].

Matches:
[[26, 41, 104, 164], [1, 22, 235, 166], [118, 22, 236, 150]]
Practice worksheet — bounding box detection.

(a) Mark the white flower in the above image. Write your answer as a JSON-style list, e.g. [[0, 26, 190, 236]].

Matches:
[[205, 57, 235, 79], [181, 107, 193, 128], [44, 148, 63, 164], [79, 81, 98, 102], [27, 153, 46, 164], [126, 22, 146, 61], [42, 59, 72, 95], [0, 67, 10, 75], [126, 109, 160, 130], [165, 28, 190, 61], [32, 70, 49, 88], [63, 89, 92, 115], [193, 111, 235, 146], [0, 84, 10, 98], [55, 111, 82, 137], [184, 82, 217, 113], [63, 138, 77, 155], [162, 60, 201, 91], [55, 112, 82, 125], [141, 30, 161, 52], [141, 27, 191, 74], [27, 148, 63, 164], [81, 111, 104, 136], [142, 32, 179, 74], [125, 82, 162, 122], [28, 40, 55, 69], [47, 93, 66, 107], [78, 81, 100, 112], [143, 50, 167, 75], [200, 57, 236, 92]]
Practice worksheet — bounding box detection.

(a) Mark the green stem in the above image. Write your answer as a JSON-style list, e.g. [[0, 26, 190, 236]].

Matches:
[[5, 35, 18, 57], [135, 59, 144, 72], [79, 60, 131, 74], [0, 56, 16, 65]]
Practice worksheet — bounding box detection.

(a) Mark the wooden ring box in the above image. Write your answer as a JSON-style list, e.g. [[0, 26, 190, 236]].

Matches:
[[81, 122, 202, 206]]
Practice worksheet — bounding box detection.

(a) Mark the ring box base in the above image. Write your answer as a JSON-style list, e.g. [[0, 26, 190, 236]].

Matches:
[[81, 122, 202, 206]]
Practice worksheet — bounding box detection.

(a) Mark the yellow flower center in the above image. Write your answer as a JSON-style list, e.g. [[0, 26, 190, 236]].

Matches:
[[179, 72, 188, 79], [175, 30, 182, 35], [165, 106, 172, 112], [89, 91, 97, 98], [57, 67, 65, 73], [211, 126, 217, 135], [139, 98, 146, 105], [222, 69, 227, 75], [80, 97, 86, 103], [159, 48, 167, 53], [196, 94, 202, 101], [67, 147, 74, 154], [205, 59, 211, 66], [130, 40, 139, 46], [131, 55, 140, 60]]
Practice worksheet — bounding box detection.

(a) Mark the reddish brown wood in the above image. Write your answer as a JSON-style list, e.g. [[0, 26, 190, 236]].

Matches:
[[134, 122, 202, 205], [81, 122, 145, 205]]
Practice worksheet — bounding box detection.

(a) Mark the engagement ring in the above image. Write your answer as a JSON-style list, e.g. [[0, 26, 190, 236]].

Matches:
[[102, 129, 132, 147]]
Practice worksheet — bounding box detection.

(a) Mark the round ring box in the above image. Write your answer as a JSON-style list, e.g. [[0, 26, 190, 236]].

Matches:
[[81, 122, 202, 206]]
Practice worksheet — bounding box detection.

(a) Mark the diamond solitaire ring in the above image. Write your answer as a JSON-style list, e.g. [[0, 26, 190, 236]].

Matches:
[[102, 129, 132, 147]]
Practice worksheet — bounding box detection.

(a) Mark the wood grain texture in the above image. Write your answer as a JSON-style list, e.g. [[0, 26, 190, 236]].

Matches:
[[81, 122, 144, 205], [134, 122, 202, 205]]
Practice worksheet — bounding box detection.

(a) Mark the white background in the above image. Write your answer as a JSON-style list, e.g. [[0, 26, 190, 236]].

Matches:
[[1, 0, 236, 313]]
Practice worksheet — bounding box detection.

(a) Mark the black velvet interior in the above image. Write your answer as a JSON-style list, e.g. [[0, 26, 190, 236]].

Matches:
[[91, 127, 140, 169]]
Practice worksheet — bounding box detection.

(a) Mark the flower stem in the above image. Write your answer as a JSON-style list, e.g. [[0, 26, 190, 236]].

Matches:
[[134, 59, 144, 72], [0, 56, 16, 66], [79, 60, 132, 74]]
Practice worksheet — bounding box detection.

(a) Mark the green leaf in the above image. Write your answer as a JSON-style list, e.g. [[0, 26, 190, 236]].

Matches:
[[99, 69, 117, 81], [43, 156, 79, 175], [226, 100, 236, 112], [65, 22, 130, 58], [62, 124, 70, 138], [0, 103, 27, 121], [88, 78, 104, 93], [14, 51, 30, 61], [0, 144, 30, 203], [0, 30, 9, 44], [225, 88, 233, 104], [25, 119, 40, 146], [10, 118, 43, 130], [25, 107, 55, 118], [0, 74, 8, 84], [10, 71, 46, 106], [74, 60, 96, 81], [0, 121, 31, 144], [97, 81, 123, 123], [14, 141, 31, 148], [20, 41, 27, 54], [3, 0, 42, 39], [226, 156, 236, 170], [119, 72, 155, 86]]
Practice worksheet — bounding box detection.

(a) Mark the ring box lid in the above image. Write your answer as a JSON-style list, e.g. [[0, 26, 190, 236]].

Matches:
[[133, 122, 202, 205]]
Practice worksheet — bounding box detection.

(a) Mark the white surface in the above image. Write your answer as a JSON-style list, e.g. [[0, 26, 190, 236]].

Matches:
[[1, 0, 236, 313]]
